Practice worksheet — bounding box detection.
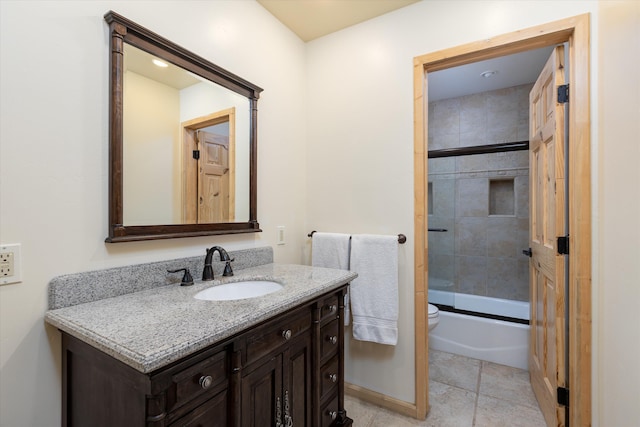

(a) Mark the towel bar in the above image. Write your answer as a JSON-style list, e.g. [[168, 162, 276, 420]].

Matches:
[[308, 231, 406, 244]]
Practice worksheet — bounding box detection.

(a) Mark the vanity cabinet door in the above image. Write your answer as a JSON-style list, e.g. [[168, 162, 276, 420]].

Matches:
[[283, 333, 312, 427], [240, 354, 283, 427], [240, 331, 312, 426]]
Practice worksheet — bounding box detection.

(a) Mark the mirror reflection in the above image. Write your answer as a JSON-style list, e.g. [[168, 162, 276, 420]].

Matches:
[[123, 44, 250, 226]]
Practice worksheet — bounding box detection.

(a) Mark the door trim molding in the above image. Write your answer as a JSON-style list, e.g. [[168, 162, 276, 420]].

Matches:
[[412, 14, 591, 424]]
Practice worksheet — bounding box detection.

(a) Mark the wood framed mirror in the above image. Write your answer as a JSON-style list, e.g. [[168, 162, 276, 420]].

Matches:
[[105, 11, 262, 242]]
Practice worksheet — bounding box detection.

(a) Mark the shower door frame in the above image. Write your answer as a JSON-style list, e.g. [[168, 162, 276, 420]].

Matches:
[[413, 14, 591, 425]]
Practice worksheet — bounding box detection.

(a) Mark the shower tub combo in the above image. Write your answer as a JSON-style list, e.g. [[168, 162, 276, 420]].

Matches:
[[426, 133, 533, 371], [428, 287, 529, 370], [427, 83, 533, 369]]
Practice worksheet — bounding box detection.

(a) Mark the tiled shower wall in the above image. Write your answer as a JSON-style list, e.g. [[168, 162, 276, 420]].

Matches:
[[427, 84, 532, 302]]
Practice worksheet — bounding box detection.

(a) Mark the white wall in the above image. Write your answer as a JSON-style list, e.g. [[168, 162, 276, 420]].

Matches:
[[0, 1, 306, 425], [596, 1, 640, 425], [124, 71, 181, 225], [306, 0, 600, 405]]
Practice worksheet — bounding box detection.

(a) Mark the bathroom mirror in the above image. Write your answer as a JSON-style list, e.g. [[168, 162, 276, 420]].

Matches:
[[105, 11, 263, 242]]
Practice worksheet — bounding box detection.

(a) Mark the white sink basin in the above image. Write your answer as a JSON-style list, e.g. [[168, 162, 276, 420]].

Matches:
[[194, 280, 283, 301]]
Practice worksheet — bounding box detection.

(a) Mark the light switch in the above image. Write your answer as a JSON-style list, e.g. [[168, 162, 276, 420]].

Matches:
[[276, 226, 286, 245]]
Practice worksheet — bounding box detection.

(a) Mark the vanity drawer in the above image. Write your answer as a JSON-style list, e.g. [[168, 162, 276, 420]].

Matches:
[[320, 393, 340, 427], [168, 349, 229, 412], [320, 319, 340, 361], [169, 388, 228, 427], [319, 294, 340, 324], [320, 355, 340, 401], [245, 309, 311, 366]]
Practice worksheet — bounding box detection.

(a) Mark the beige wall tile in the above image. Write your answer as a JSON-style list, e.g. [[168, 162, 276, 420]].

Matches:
[[455, 217, 488, 256], [456, 179, 488, 217], [456, 255, 488, 295]]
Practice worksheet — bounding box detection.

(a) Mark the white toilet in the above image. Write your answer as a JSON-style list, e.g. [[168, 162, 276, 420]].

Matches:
[[428, 303, 440, 331]]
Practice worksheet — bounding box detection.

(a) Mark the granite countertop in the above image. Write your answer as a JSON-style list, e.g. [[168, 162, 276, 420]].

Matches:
[[45, 264, 356, 373]]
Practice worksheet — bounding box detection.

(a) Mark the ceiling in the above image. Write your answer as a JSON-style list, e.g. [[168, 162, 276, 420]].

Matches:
[[256, 0, 420, 42], [428, 46, 555, 101], [125, 43, 201, 90]]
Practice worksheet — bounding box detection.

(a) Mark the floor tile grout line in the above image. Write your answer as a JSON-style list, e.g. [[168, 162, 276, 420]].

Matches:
[[471, 361, 484, 426]]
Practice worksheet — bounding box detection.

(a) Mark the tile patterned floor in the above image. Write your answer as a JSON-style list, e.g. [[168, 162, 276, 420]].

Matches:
[[345, 350, 546, 427]]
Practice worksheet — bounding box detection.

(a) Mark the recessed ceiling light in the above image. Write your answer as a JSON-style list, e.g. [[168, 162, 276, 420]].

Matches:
[[152, 59, 168, 68], [480, 70, 498, 78]]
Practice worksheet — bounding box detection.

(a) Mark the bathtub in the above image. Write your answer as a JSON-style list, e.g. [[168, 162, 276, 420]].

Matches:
[[428, 290, 530, 370], [429, 289, 530, 320]]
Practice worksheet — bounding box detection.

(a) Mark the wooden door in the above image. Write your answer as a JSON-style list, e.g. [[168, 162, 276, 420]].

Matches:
[[528, 45, 567, 427], [197, 130, 230, 223]]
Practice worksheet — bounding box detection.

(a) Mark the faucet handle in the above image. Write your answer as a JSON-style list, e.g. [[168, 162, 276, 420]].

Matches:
[[223, 259, 234, 277], [167, 268, 194, 286]]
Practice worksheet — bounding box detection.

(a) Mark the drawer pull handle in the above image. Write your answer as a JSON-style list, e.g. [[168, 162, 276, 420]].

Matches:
[[328, 373, 338, 383], [275, 396, 283, 427], [327, 335, 337, 345], [199, 375, 213, 389], [282, 329, 292, 340], [284, 390, 293, 427], [328, 304, 337, 313], [328, 410, 337, 421]]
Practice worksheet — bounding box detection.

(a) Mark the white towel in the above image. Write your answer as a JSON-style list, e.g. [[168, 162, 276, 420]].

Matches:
[[349, 234, 398, 346], [311, 232, 352, 325], [311, 232, 350, 270]]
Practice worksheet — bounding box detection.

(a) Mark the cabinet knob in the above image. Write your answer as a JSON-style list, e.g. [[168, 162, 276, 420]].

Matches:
[[328, 373, 338, 383], [199, 375, 213, 389], [328, 304, 337, 313], [327, 335, 337, 345], [282, 329, 292, 340], [327, 410, 337, 421]]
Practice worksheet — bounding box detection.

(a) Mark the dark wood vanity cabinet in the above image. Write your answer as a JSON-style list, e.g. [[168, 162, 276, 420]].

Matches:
[[60, 285, 352, 427]]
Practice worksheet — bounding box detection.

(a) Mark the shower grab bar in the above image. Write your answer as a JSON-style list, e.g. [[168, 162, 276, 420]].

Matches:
[[308, 231, 406, 244], [428, 228, 448, 232]]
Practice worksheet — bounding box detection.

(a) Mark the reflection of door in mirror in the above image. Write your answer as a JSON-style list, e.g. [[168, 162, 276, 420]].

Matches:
[[181, 109, 236, 223], [121, 42, 251, 226]]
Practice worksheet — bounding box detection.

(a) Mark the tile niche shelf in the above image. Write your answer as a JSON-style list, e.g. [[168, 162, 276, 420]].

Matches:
[[489, 178, 515, 216]]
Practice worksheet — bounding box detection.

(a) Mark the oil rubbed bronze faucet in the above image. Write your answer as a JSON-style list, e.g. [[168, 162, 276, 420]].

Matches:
[[202, 246, 234, 281]]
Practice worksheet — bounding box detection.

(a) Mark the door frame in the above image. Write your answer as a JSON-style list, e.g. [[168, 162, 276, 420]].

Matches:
[[413, 14, 591, 424]]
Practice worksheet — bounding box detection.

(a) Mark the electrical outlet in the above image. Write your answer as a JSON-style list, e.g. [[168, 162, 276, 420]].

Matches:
[[0, 252, 14, 276], [0, 244, 22, 285], [276, 226, 286, 245]]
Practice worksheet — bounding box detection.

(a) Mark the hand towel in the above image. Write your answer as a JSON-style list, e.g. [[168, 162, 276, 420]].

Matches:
[[349, 234, 399, 345], [311, 232, 352, 325]]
